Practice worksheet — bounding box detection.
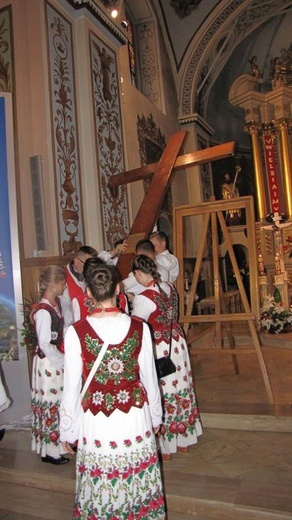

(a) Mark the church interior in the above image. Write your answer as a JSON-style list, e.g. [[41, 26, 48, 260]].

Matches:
[[0, 0, 292, 518]]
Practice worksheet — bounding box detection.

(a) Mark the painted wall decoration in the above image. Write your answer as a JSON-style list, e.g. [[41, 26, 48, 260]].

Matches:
[[0, 6, 13, 93], [46, 2, 84, 255], [0, 95, 22, 361], [90, 33, 129, 248], [136, 21, 162, 111]]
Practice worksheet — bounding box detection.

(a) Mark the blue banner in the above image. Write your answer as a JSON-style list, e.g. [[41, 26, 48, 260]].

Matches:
[[0, 96, 19, 360]]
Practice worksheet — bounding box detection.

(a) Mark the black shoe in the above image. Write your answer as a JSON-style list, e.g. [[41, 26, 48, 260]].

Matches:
[[0, 429, 5, 442], [41, 455, 69, 465]]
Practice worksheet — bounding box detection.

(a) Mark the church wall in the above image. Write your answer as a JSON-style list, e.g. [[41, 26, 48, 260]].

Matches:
[[0, 0, 186, 426]]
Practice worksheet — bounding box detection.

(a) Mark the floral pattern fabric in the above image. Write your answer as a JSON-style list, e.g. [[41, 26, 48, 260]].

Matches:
[[31, 299, 65, 458], [74, 318, 148, 416], [73, 404, 165, 519], [31, 358, 64, 457], [132, 284, 203, 454], [60, 313, 165, 519]]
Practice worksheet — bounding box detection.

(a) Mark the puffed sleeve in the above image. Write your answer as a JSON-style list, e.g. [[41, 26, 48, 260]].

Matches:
[[131, 294, 156, 321], [138, 322, 162, 429], [34, 309, 64, 369], [59, 325, 83, 443]]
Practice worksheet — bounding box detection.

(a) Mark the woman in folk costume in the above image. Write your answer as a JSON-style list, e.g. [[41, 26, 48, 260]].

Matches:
[[30, 265, 69, 465], [131, 254, 203, 462], [60, 261, 166, 519], [72, 258, 129, 322]]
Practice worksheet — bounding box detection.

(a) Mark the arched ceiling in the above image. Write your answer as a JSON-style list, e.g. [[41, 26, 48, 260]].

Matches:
[[132, 0, 291, 152], [150, 0, 292, 119]]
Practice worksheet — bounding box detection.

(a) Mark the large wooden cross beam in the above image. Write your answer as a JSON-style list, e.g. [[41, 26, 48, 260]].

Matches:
[[108, 131, 235, 278]]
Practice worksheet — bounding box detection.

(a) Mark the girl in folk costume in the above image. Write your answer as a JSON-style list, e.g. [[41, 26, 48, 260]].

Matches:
[[131, 254, 203, 462], [30, 265, 69, 465], [60, 262, 166, 519], [72, 258, 129, 322]]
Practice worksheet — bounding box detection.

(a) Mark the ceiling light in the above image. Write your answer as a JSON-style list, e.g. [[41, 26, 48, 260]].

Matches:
[[111, 8, 118, 18]]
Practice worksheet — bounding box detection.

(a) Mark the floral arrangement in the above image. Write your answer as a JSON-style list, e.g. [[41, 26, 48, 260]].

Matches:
[[283, 235, 292, 258], [20, 296, 38, 353], [259, 295, 292, 334]]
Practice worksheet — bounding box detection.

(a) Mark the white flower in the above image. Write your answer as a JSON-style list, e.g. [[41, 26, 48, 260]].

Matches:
[[107, 358, 124, 374], [92, 391, 104, 405], [260, 296, 292, 333], [116, 390, 130, 404], [51, 331, 58, 341]]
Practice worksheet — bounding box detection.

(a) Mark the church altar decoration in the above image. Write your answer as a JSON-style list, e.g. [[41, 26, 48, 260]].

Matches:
[[259, 295, 292, 334], [283, 234, 292, 258]]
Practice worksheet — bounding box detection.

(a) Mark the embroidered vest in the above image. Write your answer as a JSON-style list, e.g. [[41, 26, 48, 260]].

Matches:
[[66, 267, 84, 301], [141, 284, 183, 346], [31, 299, 64, 358], [74, 317, 147, 416], [75, 293, 95, 320]]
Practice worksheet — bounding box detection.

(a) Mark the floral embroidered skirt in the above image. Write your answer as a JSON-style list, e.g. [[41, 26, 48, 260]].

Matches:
[[157, 335, 203, 454], [73, 403, 166, 519], [31, 356, 64, 458]]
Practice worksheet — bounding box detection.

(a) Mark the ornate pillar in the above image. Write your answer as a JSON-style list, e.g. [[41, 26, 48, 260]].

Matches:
[[244, 121, 267, 221], [275, 118, 292, 218]]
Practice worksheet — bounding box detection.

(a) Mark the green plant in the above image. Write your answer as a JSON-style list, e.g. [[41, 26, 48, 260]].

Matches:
[[20, 295, 38, 353], [259, 295, 292, 334]]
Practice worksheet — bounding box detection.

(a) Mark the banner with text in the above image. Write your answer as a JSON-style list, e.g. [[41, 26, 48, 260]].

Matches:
[[263, 134, 281, 214]]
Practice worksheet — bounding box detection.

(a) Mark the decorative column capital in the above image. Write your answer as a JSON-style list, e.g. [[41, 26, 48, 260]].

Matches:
[[244, 120, 260, 135], [274, 117, 292, 133], [261, 121, 276, 137]]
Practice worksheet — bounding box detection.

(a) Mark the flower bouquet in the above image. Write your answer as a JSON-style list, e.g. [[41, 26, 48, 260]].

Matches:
[[259, 295, 292, 334], [20, 296, 38, 354]]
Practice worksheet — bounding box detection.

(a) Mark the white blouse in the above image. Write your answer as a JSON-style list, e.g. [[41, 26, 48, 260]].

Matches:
[[34, 298, 64, 369]]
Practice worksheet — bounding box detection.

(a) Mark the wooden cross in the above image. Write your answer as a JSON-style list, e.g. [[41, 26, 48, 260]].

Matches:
[[108, 131, 235, 278]]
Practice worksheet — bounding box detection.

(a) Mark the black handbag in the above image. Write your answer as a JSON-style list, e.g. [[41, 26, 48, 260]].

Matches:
[[155, 284, 176, 379], [155, 355, 176, 379]]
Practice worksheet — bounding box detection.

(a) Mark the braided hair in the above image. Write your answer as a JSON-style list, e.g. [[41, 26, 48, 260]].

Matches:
[[131, 254, 161, 285], [83, 259, 120, 303]]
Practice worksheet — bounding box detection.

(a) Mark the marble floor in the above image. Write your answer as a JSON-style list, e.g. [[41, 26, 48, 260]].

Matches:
[[1, 330, 292, 519]]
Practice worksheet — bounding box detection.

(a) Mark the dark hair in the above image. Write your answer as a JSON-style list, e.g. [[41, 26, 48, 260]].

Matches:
[[135, 239, 155, 255], [131, 254, 160, 284], [83, 257, 105, 278], [78, 245, 98, 257], [84, 261, 119, 303]]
